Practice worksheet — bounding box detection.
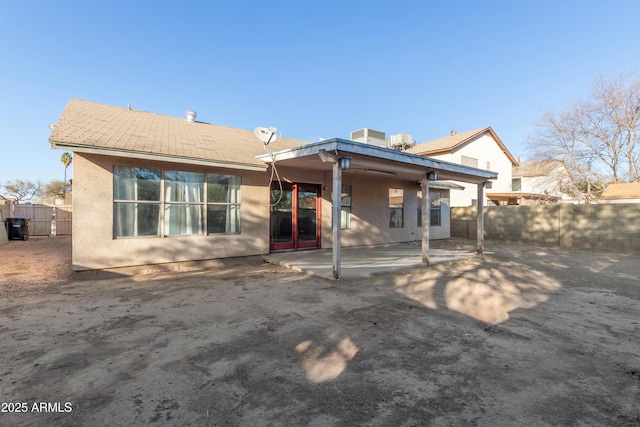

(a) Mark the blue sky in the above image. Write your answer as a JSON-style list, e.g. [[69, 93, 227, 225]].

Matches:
[[1, 0, 639, 185]]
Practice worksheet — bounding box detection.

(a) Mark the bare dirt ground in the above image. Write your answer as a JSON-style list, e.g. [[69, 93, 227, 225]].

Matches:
[[0, 236, 639, 426]]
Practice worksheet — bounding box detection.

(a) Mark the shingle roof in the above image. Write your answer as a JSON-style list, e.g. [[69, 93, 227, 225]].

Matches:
[[513, 159, 564, 177], [49, 99, 309, 170], [406, 127, 519, 165], [600, 183, 640, 200]]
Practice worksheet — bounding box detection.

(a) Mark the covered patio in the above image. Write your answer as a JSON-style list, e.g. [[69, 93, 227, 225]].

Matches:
[[259, 139, 497, 279], [264, 241, 478, 280]]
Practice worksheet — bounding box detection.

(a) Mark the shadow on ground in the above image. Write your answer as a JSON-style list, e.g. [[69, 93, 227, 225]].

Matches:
[[0, 239, 639, 426]]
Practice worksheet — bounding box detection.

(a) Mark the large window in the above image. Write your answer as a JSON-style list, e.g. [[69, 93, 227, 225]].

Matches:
[[114, 167, 161, 237], [389, 188, 404, 228], [417, 191, 442, 227], [341, 184, 351, 230], [207, 174, 241, 233], [113, 166, 241, 238]]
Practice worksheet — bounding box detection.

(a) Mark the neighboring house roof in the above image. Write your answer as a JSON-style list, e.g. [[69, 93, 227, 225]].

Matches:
[[406, 127, 519, 166], [49, 99, 309, 171], [600, 183, 640, 200], [513, 159, 564, 177]]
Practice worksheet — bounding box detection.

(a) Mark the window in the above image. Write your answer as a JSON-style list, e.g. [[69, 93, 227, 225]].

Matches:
[[486, 161, 491, 170], [512, 178, 522, 191], [114, 167, 161, 237], [417, 191, 422, 228], [389, 188, 404, 228], [341, 184, 351, 229], [164, 171, 204, 235], [113, 166, 241, 238], [417, 191, 442, 227], [430, 191, 442, 226], [461, 155, 478, 168], [207, 174, 241, 233]]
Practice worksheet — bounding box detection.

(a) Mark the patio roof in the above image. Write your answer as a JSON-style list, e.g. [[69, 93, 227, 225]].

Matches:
[[257, 138, 498, 184]]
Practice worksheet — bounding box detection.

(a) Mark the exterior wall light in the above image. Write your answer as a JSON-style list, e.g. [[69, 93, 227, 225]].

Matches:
[[339, 156, 352, 170]]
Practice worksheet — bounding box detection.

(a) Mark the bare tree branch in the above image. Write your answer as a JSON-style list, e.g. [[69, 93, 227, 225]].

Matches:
[[527, 70, 640, 202]]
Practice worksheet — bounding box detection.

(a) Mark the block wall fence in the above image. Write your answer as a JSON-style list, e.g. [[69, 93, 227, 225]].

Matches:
[[451, 204, 640, 252]]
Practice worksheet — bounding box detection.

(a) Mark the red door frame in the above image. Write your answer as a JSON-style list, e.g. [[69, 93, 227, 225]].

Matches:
[[270, 183, 322, 251]]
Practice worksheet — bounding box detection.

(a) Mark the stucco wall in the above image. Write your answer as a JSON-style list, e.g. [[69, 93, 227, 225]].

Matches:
[[73, 154, 274, 270], [276, 167, 451, 249], [74, 155, 453, 270], [429, 134, 513, 207], [517, 164, 573, 202], [452, 204, 640, 252], [341, 176, 451, 245]]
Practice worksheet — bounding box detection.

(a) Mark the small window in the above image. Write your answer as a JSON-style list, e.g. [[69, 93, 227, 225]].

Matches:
[[486, 161, 491, 170], [341, 184, 351, 230], [430, 191, 442, 227], [417, 191, 442, 227], [207, 174, 241, 234], [417, 191, 422, 228], [389, 188, 404, 228], [512, 178, 522, 191], [461, 155, 478, 168]]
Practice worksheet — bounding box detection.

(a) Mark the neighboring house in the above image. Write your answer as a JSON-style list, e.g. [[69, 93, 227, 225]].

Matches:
[[49, 99, 496, 274], [599, 183, 640, 204], [511, 159, 573, 203], [406, 127, 518, 207]]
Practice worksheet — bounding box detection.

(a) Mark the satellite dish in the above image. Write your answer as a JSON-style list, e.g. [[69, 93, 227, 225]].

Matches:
[[254, 127, 278, 145]]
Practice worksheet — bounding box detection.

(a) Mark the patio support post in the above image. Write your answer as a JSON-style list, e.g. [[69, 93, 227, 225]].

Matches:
[[332, 161, 342, 279], [421, 174, 430, 264], [477, 183, 485, 254]]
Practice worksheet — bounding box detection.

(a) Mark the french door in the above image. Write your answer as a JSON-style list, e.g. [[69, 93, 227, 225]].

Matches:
[[270, 183, 321, 251]]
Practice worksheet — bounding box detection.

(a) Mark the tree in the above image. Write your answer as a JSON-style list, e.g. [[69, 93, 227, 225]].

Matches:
[[1, 180, 43, 203], [60, 152, 73, 197], [43, 180, 68, 202], [528, 70, 640, 202]]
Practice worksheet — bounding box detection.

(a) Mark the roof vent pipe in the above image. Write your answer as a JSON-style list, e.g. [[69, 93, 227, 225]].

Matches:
[[451, 129, 457, 136], [185, 110, 197, 122]]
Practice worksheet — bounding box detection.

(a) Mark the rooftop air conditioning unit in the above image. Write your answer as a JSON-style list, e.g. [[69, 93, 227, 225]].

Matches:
[[389, 133, 415, 150], [350, 128, 387, 148]]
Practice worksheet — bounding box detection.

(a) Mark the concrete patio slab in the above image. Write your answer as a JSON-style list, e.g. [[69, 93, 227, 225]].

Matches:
[[264, 242, 478, 279]]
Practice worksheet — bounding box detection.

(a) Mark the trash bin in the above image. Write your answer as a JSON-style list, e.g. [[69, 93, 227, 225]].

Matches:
[[6, 217, 29, 241]]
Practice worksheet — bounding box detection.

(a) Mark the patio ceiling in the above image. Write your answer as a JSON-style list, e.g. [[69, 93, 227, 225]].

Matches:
[[256, 138, 498, 184]]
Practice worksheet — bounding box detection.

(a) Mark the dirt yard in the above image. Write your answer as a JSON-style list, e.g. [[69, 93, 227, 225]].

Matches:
[[0, 236, 639, 426]]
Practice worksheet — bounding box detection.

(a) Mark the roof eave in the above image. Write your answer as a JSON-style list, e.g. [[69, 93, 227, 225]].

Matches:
[[50, 140, 268, 172]]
